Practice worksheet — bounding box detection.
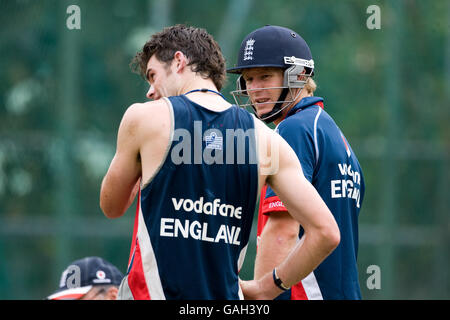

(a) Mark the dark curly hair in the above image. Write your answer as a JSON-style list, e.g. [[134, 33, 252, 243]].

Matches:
[[131, 24, 226, 91]]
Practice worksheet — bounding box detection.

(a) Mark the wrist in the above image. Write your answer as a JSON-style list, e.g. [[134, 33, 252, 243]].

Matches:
[[272, 268, 290, 291]]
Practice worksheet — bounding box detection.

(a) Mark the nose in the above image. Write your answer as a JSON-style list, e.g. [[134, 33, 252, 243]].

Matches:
[[246, 83, 265, 101], [146, 85, 155, 100], [246, 80, 257, 91]]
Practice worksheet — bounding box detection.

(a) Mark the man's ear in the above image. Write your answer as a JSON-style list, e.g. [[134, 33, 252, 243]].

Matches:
[[173, 51, 188, 73], [297, 68, 307, 81]]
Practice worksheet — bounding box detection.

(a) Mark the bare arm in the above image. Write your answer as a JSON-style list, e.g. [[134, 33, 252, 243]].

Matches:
[[254, 211, 299, 280], [241, 122, 340, 299], [100, 104, 143, 219]]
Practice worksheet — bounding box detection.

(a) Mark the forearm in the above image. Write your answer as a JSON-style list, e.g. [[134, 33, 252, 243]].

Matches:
[[100, 169, 140, 219], [246, 230, 336, 300], [254, 214, 299, 280], [255, 239, 295, 280], [266, 164, 340, 288], [275, 230, 336, 288], [100, 174, 125, 219]]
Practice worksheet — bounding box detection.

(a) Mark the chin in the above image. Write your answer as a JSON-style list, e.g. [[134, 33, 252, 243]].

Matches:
[[255, 106, 274, 118]]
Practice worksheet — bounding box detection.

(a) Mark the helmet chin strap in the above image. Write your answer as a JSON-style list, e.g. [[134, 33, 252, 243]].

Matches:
[[257, 88, 289, 124]]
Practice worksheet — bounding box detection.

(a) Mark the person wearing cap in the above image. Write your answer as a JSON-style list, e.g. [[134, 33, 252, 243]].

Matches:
[[47, 256, 124, 300], [228, 25, 365, 300]]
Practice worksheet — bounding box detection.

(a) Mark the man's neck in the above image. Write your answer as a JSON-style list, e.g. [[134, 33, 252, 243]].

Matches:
[[177, 74, 218, 96], [177, 74, 230, 111]]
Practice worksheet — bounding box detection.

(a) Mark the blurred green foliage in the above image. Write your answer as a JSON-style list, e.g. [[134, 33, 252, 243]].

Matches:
[[0, 0, 448, 299]]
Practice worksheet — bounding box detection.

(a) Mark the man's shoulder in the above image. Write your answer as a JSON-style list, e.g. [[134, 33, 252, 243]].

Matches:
[[126, 99, 168, 115], [280, 106, 338, 134], [124, 99, 170, 122], [120, 100, 171, 137], [277, 110, 316, 136]]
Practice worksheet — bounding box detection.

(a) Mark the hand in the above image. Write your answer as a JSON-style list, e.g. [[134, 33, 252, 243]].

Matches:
[[239, 274, 284, 300], [240, 279, 262, 300]]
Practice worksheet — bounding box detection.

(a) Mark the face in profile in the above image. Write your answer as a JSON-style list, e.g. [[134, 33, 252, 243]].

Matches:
[[145, 55, 176, 100]]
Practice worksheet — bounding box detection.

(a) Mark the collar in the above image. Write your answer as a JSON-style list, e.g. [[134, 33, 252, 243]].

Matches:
[[285, 96, 324, 119]]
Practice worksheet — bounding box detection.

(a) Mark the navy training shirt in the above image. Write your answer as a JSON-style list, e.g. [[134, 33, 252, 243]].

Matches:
[[257, 96, 365, 300], [122, 95, 259, 300]]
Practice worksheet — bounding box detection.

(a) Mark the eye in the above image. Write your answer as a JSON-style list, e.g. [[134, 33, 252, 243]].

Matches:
[[149, 73, 155, 82]]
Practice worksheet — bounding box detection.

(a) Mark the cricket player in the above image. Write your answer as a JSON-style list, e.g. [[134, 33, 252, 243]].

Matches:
[[228, 25, 365, 300], [100, 24, 340, 300], [47, 256, 123, 300]]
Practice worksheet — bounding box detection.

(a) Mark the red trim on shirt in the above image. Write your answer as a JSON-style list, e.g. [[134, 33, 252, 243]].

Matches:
[[291, 282, 308, 300], [261, 196, 288, 214], [128, 188, 141, 266], [128, 239, 151, 300], [257, 186, 288, 237]]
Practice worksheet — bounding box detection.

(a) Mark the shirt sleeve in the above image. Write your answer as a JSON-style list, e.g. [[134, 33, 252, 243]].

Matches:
[[260, 185, 288, 215]]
